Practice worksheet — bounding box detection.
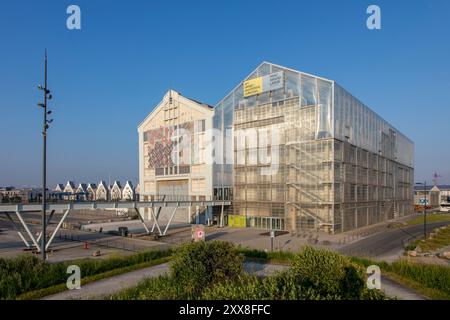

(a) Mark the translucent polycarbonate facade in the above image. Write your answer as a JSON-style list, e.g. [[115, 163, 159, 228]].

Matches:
[[213, 62, 414, 233], [334, 84, 414, 168]]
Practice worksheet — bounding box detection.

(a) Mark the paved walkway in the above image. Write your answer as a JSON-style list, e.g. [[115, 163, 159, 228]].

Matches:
[[42, 261, 426, 300], [43, 263, 169, 300], [380, 276, 426, 300]]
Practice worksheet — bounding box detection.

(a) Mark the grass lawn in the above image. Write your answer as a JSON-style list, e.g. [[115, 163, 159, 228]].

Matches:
[[406, 213, 450, 226], [0, 249, 172, 300], [17, 256, 171, 300], [350, 256, 450, 300], [406, 225, 450, 252]]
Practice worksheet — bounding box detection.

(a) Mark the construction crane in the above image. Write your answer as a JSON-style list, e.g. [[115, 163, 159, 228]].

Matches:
[[433, 172, 443, 187]]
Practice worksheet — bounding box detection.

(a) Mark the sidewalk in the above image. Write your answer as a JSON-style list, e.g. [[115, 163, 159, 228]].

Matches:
[[43, 262, 170, 300]]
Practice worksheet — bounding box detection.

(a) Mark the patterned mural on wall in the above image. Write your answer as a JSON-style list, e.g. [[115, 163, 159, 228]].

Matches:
[[145, 122, 194, 169]]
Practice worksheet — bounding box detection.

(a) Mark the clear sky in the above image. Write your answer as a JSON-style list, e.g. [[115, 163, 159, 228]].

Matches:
[[0, 0, 449, 187]]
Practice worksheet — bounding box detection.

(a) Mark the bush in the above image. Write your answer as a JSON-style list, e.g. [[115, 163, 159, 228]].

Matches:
[[170, 241, 243, 298], [237, 248, 295, 263], [111, 244, 387, 300], [291, 246, 366, 299], [111, 276, 181, 300], [0, 255, 49, 299], [202, 271, 358, 300]]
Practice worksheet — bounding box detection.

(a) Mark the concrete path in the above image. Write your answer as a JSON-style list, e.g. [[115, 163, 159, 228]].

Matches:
[[243, 261, 288, 277], [43, 263, 169, 300], [42, 260, 427, 300], [380, 276, 426, 300]]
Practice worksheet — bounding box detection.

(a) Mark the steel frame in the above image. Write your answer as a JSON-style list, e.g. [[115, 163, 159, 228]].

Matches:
[[0, 200, 230, 250]]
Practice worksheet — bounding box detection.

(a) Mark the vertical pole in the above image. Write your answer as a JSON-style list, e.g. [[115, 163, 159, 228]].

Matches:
[[41, 50, 48, 260], [219, 203, 224, 228], [270, 230, 274, 252], [195, 205, 199, 224], [424, 181, 427, 238]]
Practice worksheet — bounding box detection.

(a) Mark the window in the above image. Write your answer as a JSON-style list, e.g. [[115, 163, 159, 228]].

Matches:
[[285, 71, 300, 98], [301, 75, 317, 107]]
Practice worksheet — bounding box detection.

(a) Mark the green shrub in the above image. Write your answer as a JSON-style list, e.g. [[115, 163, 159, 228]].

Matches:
[[404, 243, 417, 251], [170, 241, 243, 298], [202, 273, 298, 300], [110, 244, 387, 300], [291, 246, 366, 299], [237, 248, 295, 263], [0, 255, 49, 299], [111, 276, 181, 300], [202, 272, 345, 300]]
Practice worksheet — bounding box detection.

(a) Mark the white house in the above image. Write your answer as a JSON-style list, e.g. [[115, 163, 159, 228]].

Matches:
[[110, 181, 122, 201], [122, 181, 135, 201], [96, 181, 109, 201], [63, 181, 77, 200], [76, 183, 88, 201], [86, 183, 97, 201]]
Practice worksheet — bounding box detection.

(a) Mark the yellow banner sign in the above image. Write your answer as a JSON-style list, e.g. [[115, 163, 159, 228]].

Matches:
[[243, 71, 284, 98], [228, 215, 247, 228], [243, 77, 263, 97]]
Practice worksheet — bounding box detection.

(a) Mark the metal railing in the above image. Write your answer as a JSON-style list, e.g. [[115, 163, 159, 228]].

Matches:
[[0, 194, 231, 205]]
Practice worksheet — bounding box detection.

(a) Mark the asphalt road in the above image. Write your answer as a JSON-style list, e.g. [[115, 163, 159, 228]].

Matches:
[[339, 221, 450, 260]]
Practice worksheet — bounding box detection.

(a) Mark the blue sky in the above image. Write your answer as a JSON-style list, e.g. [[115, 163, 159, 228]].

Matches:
[[0, 0, 449, 187]]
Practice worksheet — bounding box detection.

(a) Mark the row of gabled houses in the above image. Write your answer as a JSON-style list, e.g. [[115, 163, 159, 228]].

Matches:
[[54, 181, 140, 201]]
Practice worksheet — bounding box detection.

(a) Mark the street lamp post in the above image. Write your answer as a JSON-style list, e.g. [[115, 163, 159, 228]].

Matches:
[[37, 50, 53, 260], [415, 181, 427, 238]]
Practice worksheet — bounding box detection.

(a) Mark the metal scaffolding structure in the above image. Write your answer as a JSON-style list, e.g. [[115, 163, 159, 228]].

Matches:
[[213, 62, 414, 234]]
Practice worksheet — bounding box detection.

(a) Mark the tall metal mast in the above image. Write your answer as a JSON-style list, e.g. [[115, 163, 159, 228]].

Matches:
[[37, 50, 53, 260]]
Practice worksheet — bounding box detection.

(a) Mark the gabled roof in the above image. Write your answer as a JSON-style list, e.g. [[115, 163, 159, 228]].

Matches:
[[414, 185, 450, 191], [138, 89, 213, 130], [214, 61, 334, 108], [124, 181, 134, 189], [87, 183, 97, 190], [76, 183, 88, 192], [97, 181, 108, 189], [214, 61, 412, 148], [65, 181, 76, 189], [112, 181, 122, 189]]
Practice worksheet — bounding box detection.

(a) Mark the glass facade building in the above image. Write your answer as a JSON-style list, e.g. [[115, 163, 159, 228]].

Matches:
[[213, 62, 414, 234]]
